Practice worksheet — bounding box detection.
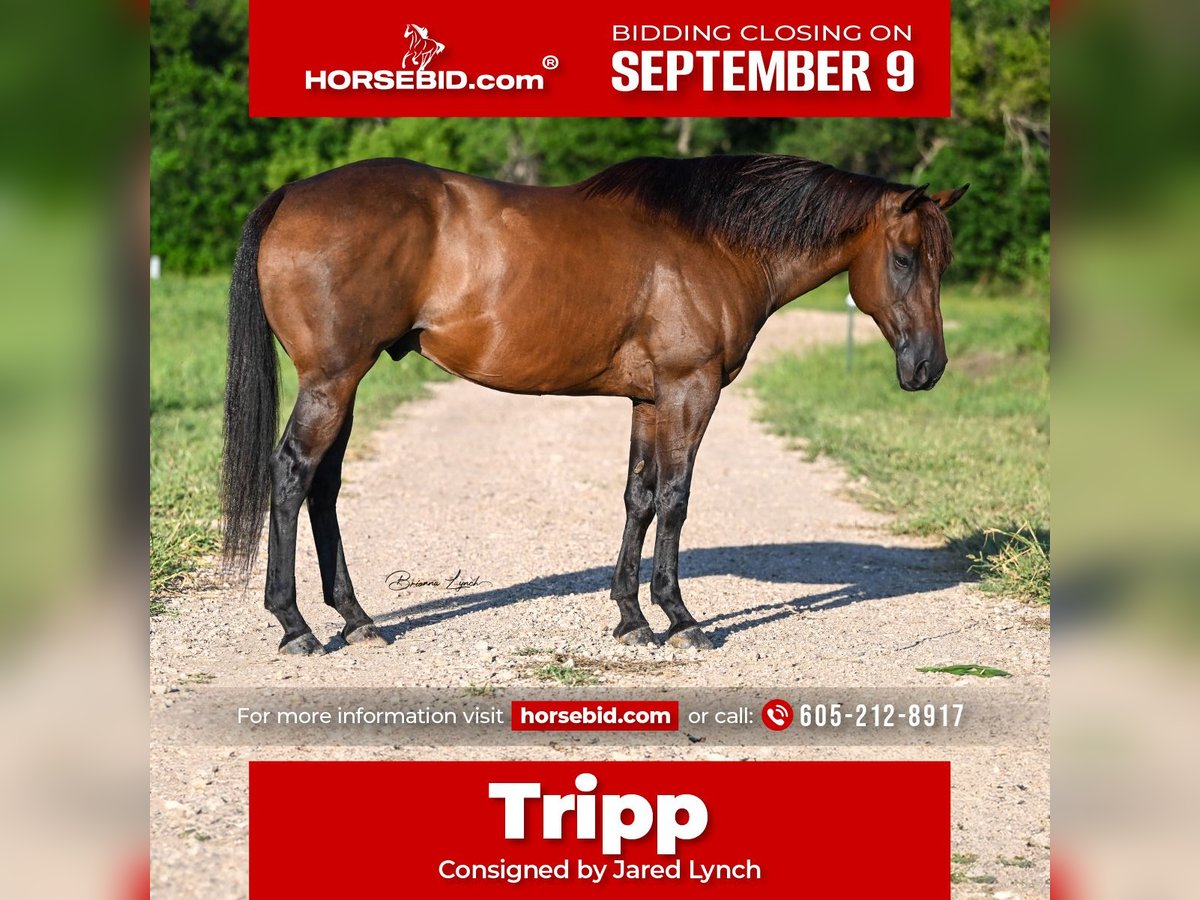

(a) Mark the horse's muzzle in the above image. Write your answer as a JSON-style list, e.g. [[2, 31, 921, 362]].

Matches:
[[895, 342, 947, 392]]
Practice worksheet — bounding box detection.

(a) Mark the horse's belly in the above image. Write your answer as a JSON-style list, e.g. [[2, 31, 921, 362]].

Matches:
[[415, 317, 641, 396]]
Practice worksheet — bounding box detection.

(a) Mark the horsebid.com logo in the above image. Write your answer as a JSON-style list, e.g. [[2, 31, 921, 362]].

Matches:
[[305, 20, 550, 92], [402, 23, 444, 71]]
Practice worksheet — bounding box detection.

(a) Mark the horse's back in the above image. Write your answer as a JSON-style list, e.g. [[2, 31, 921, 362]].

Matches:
[[254, 158, 746, 397], [273, 157, 448, 217]]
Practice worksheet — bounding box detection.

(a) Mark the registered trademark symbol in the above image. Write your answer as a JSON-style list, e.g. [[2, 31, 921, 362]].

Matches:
[[542, 55, 559, 70]]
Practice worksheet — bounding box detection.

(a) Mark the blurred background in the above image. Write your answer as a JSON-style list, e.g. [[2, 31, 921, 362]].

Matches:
[[1054, 1, 1200, 898], [0, 0, 147, 897]]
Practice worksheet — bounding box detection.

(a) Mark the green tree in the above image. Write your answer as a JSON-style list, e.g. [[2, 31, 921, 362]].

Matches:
[[150, 0, 1049, 285]]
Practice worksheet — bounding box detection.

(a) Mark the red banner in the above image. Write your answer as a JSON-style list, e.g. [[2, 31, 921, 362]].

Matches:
[[250, 760, 949, 897], [250, 0, 950, 117]]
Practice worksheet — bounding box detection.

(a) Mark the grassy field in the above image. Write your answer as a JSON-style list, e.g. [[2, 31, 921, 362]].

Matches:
[[150, 276, 447, 608], [753, 278, 1050, 602]]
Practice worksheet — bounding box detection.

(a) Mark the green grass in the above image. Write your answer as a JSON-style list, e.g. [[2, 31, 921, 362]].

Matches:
[[754, 283, 1049, 601], [950, 872, 997, 885], [150, 275, 448, 605], [917, 664, 1012, 679], [997, 855, 1034, 869], [969, 526, 1050, 604], [535, 663, 600, 686]]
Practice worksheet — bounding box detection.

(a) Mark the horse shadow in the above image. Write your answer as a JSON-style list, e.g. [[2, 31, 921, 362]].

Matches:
[[371, 541, 969, 647]]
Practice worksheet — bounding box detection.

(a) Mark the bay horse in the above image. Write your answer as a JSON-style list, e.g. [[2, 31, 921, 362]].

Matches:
[[222, 155, 968, 655]]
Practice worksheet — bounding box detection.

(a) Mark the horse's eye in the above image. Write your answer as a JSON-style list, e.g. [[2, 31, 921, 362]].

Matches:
[[893, 254, 911, 270]]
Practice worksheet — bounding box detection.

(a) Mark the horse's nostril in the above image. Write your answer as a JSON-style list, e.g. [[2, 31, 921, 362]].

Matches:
[[915, 359, 930, 384]]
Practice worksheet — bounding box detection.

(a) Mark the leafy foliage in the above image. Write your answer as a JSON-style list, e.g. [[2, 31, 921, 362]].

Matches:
[[151, 0, 1048, 284]]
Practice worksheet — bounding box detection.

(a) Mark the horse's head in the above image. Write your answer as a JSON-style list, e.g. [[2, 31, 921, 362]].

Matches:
[[405, 23, 428, 39], [848, 183, 969, 391]]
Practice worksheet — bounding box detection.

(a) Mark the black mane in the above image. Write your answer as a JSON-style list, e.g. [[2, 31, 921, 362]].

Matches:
[[578, 154, 952, 267]]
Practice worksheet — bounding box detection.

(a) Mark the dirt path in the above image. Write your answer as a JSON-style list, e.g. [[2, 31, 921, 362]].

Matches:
[[150, 310, 1049, 899]]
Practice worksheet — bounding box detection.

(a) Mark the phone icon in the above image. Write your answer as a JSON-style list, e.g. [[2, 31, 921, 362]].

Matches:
[[761, 699, 794, 731]]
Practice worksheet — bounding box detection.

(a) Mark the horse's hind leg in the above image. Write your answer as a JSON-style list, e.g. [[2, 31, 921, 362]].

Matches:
[[610, 401, 659, 646], [307, 404, 388, 646], [266, 372, 360, 655]]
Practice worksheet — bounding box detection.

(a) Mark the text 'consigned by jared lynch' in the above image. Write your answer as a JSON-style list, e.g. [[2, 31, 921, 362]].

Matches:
[[439, 858, 762, 885]]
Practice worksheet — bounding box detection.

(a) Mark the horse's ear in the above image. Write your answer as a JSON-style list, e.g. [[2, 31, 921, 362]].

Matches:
[[931, 183, 970, 211], [900, 184, 930, 214]]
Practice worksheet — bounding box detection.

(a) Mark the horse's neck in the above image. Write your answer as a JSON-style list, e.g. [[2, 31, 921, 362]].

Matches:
[[764, 243, 859, 316]]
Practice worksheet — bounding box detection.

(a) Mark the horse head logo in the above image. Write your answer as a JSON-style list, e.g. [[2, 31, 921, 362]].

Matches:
[[403, 23, 446, 72]]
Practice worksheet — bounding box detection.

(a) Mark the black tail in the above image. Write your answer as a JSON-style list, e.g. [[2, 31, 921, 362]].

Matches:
[[221, 188, 286, 572]]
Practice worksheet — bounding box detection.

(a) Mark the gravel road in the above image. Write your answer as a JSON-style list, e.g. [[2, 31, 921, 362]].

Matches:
[[150, 310, 1050, 899]]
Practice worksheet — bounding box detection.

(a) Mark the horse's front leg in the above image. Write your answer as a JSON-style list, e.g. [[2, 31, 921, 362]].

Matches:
[[650, 369, 722, 650], [610, 400, 659, 646]]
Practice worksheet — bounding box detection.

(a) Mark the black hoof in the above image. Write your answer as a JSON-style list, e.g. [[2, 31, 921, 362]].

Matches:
[[279, 633, 326, 656], [344, 623, 389, 647], [666, 626, 713, 650], [615, 625, 659, 647]]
